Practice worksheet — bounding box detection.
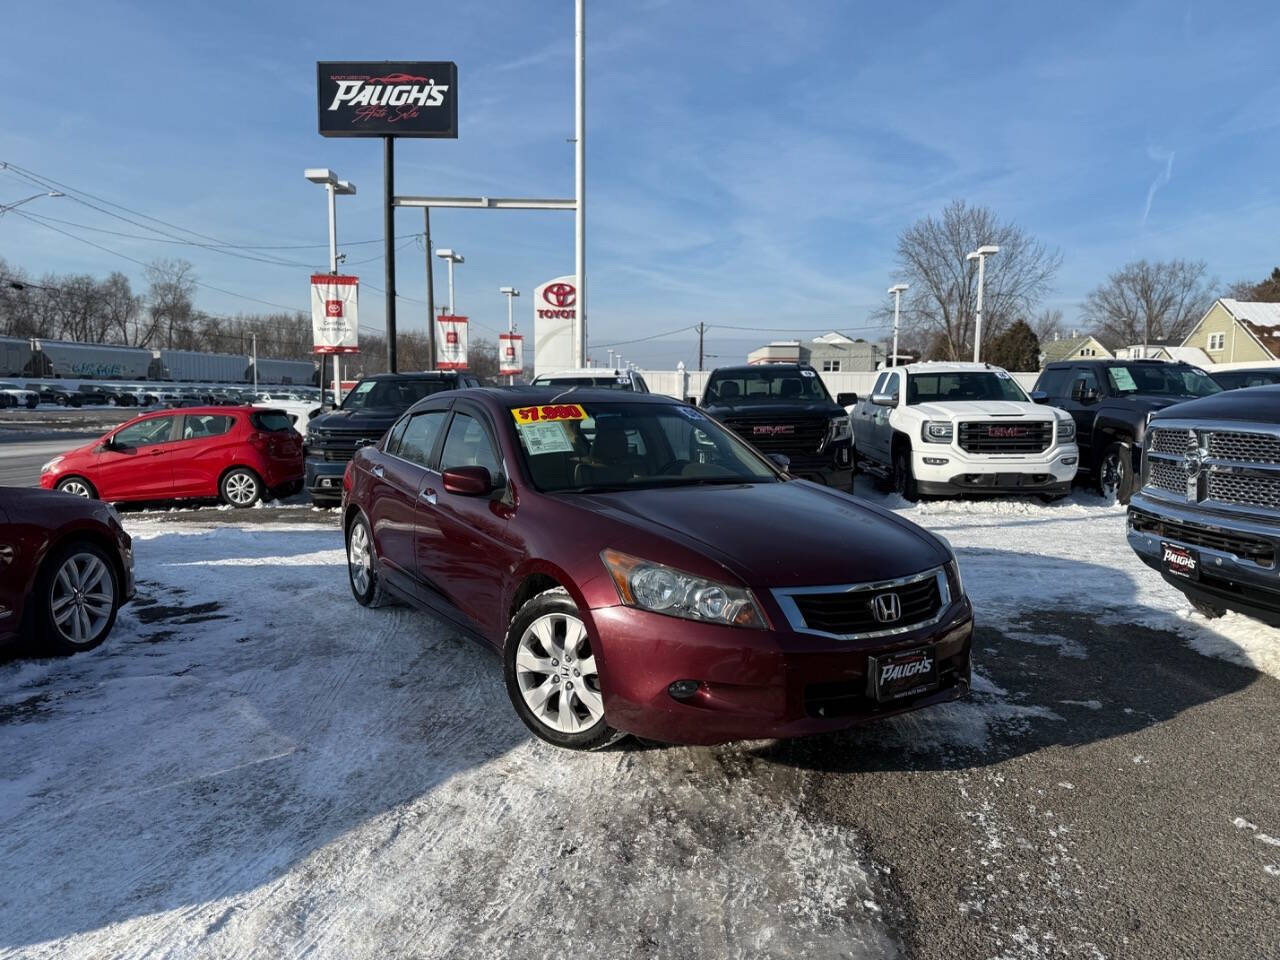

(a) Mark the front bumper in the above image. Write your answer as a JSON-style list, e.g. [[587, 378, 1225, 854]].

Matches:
[[912, 444, 1079, 496], [304, 457, 346, 499], [1127, 492, 1280, 626], [588, 595, 973, 745]]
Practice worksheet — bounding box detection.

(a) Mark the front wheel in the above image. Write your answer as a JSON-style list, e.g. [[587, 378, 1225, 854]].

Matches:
[[892, 445, 920, 502], [36, 541, 121, 654], [504, 589, 621, 750], [1098, 442, 1135, 505], [56, 476, 97, 499], [220, 468, 261, 508]]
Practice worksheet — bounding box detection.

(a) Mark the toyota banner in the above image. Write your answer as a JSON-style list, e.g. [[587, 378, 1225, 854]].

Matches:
[[435, 315, 469, 369], [499, 333, 524, 376], [310, 275, 359, 354], [317, 61, 459, 138]]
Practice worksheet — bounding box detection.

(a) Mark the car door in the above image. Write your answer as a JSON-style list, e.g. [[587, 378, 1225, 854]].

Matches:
[[0, 499, 18, 638], [168, 412, 238, 497], [91, 414, 179, 500], [1062, 366, 1103, 469], [852, 372, 886, 454], [416, 404, 519, 641], [370, 408, 450, 596], [870, 371, 901, 465]]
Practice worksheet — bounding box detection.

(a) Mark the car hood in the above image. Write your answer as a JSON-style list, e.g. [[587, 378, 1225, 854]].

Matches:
[[703, 400, 843, 420], [1149, 385, 1280, 423], [910, 401, 1057, 420], [309, 407, 403, 432], [561, 481, 948, 588]]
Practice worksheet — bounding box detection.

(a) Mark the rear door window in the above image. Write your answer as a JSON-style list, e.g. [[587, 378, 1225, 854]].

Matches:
[[250, 411, 294, 432], [180, 414, 234, 440]]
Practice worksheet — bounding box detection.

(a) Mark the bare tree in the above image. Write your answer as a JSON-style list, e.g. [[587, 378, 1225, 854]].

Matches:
[[889, 200, 1062, 361], [1030, 307, 1065, 343], [100, 272, 143, 345], [1082, 259, 1215, 349], [144, 258, 197, 349]]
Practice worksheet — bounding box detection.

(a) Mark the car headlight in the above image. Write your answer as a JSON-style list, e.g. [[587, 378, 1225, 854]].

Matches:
[[1057, 417, 1076, 443], [40, 456, 64, 473], [601, 549, 767, 629], [827, 414, 851, 443], [922, 421, 953, 443]]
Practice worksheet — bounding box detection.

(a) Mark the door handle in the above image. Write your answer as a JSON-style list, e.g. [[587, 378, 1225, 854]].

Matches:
[[371, 464, 385, 478], [149, 448, 166, 455], [420, 488, 437, 505]]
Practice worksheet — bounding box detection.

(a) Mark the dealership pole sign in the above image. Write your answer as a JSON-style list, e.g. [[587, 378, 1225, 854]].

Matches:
[[532, 275, 576, 377], [310, 275, 360, 354], [499, 333, 524, 376], [317, 62, 458, 138], [435, 315, 469, 369]]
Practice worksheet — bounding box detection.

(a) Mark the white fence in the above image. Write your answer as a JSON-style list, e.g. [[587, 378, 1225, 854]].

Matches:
[[636, 367, 1041, 403]]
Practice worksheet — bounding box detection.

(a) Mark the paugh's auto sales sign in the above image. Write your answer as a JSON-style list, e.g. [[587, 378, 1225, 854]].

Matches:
[[317, 61, 458, 138], [310, 275, 360, 354]]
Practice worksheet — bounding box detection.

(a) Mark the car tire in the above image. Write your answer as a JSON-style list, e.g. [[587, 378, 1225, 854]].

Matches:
[[56, 476, 97, 499], [892, 444, 920, 502], [504, 588, 623, 751], [34, 540, 121, 655], [220, 468, 261, 508], [1098, 441, 1135, 505], [344, 512, 391, 607]]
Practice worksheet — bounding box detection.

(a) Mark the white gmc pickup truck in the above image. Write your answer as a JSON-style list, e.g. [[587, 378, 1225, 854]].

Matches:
[[849, 362, 1080, 500]]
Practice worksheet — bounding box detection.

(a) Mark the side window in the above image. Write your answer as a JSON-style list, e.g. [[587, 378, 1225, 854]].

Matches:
[[181, 414, 233, 440], [1070, 367, 1100, 401], [440, 412, 502, 478], [1036, 367, 1069, 398], [397, 411, 448, 467], [114, 416, 174, 448], [384, 415, 411, 455]]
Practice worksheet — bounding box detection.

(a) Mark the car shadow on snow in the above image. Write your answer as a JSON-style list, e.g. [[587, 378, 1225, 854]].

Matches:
[[751, 549, 1262, 775]]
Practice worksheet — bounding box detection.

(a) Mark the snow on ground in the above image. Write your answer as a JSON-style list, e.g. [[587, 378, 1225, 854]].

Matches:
[[1, 484, 1277, 959]]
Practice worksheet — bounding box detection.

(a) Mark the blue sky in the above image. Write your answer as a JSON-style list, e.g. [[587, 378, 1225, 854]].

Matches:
[[2, 0, 1278, 367]]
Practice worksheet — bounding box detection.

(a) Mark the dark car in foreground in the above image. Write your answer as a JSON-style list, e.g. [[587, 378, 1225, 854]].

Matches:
[[1128, 385, 1280, 626], [1033, 359, 1221, 503], [0, 487, 134, 653], [305, 370, 479, 506], [341, 388, 972, 749], [700, 363, 854, 490]]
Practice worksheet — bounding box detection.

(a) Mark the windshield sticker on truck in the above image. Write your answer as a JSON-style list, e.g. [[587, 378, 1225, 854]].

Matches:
[[801, 369, 816, 377], [675, 406, 705, 421], [515, 420, 576, 455], [1110, 367, 1137, 392], [995, 369, 1011, 379], [511, 404, 587, 425], [616, 377, 631, 384]]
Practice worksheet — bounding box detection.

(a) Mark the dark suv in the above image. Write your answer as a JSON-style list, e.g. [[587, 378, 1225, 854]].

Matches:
[[305, 371, 479, 505], [1032, 359, 1221, 503], [1128, 385, 1280, 626], [700, 364, 853, 490]]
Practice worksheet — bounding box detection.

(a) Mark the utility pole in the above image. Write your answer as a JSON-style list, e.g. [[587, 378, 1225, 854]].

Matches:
[[697, 322, 705, 371], [573, 0, 587, 368], [384, 137, 397, 373], [424, 208, 436, 370]]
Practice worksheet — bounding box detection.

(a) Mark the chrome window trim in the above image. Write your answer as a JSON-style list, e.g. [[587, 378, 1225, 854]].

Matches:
[[771, 566, 952, 641]]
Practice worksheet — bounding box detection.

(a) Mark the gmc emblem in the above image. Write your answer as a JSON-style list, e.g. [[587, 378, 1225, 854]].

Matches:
[[987, 426, 1028, 438], [753, 425, 794, 436]]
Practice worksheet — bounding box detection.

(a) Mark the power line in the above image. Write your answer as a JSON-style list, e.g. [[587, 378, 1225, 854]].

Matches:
[[590, 324, 698, 349]]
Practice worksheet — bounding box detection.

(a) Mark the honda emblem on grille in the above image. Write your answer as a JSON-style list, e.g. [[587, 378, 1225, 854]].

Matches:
[[872, 592, 902, 623]]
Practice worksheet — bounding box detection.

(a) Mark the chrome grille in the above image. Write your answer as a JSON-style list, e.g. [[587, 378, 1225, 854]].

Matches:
[[1207, 471, 1280, 511], [957, 421, 1052, 454], [1150, 428, 1195, 456], [1148, 459, 1186, 496], [1208, 431, 1280, 464], [773, 568, 952, 640]]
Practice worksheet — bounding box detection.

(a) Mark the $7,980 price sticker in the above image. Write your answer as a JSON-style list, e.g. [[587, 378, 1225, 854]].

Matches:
[[510, 404, 587, 424]]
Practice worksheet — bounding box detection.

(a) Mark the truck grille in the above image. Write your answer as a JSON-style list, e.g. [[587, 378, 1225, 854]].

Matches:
[[722, 415, 828, 454], [788, 571, 944, 637], [1150, 428, 1196, 456], [1207, 472, 1280, 511], [309, 430, 371, 463], [957, 421, 1052, 454], [1129, 508, 1275, 567], [1208, 431, 1280, 464], [1143, 422, 1280, 514], [1147, 459, 1187, 496]]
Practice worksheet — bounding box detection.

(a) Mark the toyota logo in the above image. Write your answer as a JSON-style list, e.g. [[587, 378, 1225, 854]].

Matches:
[[871, 592, 902, 623], [543, 283, 576, 308]]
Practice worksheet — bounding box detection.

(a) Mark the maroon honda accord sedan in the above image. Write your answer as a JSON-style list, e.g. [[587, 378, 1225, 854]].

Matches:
[[341, 388, 972, 749], [1, 486, 135, 654]]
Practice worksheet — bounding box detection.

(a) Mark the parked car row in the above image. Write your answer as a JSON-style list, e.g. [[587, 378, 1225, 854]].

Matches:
[[1, 381, 329, 409]]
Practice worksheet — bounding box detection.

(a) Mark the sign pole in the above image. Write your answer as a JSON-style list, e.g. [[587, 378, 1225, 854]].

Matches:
[[424, 207, 436, 370], [384, 136, 397, 373], [574, 0, 586, 368]]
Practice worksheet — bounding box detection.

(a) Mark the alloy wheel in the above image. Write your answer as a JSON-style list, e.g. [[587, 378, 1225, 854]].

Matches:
[[348, 521, 371, 595], [515, 612, 604, 734], [224, 472, 257, 505], [58, 480, 92, 498], [49, 552, 115, 646]]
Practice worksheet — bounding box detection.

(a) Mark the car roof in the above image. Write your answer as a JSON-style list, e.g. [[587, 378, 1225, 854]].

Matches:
[[707, 363, 814, 374], [532, 368, 634, 378], [454, 386, 678, 407], [359, 370, 466, 381], [896, 361, 1010, 374], [1045, 358, 1175, 367]]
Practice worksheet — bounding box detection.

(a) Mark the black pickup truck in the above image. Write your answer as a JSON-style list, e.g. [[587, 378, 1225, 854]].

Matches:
[[305, 371, 480, 505], [700, 363, 853, 490], [1032, 359, 1222, 503], [1128, 385, 1280, 626]]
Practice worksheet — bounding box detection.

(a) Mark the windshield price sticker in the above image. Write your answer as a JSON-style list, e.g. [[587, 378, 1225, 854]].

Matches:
[[675, 406, 705, 421], [995, 369, 1011, 379], [511, 404, 587, 425], [517, 421, 575, 455], [1110, 367, 1138, 392]]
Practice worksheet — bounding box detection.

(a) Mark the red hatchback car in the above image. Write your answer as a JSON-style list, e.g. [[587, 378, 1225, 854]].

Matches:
[[341, 388, 973, 750], [40, 406, 303, 507]]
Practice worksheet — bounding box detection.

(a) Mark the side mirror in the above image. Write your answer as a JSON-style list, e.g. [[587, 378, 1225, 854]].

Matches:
[[766, 452, 791, 472], [837, 392, 858, 407], [99, 436, 119, 452], [685, 396, 697, 406], [1029, 390, 1050, 404], [871, 392, 898, 407], [442, 465, 494, 496]]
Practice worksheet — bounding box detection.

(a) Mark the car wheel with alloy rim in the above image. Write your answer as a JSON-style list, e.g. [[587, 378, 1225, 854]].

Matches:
[[56, 477, 96, 499], [1097, 441, 1134, 505], [36, 541, 120, 654], [893, 444, 920, 502], [220, 468, 261, 508], [345, 513, 390, 607], [504, 588, 622, 750]]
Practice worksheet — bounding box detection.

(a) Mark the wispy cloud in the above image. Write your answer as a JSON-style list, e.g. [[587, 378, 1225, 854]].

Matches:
[[1141, 146, 1175, 228]]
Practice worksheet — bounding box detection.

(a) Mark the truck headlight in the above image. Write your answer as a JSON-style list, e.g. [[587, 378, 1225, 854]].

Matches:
[[41, 456, 64, 473], [602, 549, 766, 629], [827, 415, 851, 444], [922, 421, 953, 443], [1057, 418, 1076, 443]]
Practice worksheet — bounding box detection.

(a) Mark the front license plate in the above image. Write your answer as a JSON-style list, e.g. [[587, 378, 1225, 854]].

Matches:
[[1161, 542, 1200, 581], [869, 646, 939, 703]]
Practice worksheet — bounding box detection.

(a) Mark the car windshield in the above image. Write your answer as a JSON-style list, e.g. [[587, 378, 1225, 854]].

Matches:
[[907, 371, 1028, 404], [1213, 369, 1280, 389], [509, 401, 780, 493], [704, 368, 829, 403], [340, 378, 449, 411], [1105, 364, 1221, 397], [533, 376, 634, 390]]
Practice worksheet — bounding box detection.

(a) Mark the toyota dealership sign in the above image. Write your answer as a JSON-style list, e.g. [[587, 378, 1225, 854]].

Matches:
[[310, 275, 359, 354], [533, 275, 576, 377], [317, 61, 458, 138]]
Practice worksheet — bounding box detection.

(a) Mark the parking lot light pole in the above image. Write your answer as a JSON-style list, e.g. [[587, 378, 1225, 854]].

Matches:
[[965, 245, 999, 363], [0, 190, 63, 215], [500, 286, 520, 384], [888, 283, 909, 368], [304, 168, 357, 404], [435, 249, 464, 314]]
